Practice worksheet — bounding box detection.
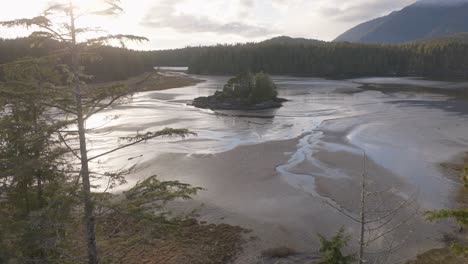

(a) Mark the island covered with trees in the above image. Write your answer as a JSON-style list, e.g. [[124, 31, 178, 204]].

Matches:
[[192, 72, 287, 110]]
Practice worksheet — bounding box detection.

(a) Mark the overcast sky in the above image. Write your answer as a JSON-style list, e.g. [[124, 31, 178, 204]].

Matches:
[[0, 0, 418, 50]]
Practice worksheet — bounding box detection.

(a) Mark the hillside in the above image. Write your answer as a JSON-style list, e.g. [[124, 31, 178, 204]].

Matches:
[[260, 36, 322, 45], [188, 38, 468, 79], [335, 0, 468, 43]]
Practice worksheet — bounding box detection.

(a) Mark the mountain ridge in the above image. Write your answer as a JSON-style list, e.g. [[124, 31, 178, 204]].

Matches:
[[260, 36, 322, 44], [335, 1, 468, 43]]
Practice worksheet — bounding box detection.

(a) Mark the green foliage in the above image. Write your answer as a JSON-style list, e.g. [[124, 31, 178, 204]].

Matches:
[[90, 175, 203, 263], [188, 39, 468, 79], [424, 157, 468, 256], [0, 37, 155, 83], [223, 71, 255, 98], [318, 228, 355, 264], [216, 72, 278, 104], [251, 72, 278, 103], [424, 208, 468, 255], [112, 175, 203, 219], [0, 16, 50, 28], [0, 2, 199, 263], [0, 57, 80, 262], [3, 34, 468, 82], [425, 209, 468, 225]]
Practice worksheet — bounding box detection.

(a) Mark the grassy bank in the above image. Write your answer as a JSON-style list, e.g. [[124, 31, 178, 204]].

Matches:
[[90, 70, 204, 94], [409, 153, 468, 264]]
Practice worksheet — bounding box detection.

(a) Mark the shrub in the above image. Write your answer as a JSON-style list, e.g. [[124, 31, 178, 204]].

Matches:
[[220, 72, 278, 104], [318, 228, 355, 264]]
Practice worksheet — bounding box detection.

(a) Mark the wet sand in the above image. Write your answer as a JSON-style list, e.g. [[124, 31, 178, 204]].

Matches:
[[87, 75, 468, 263], [121, 126, 455, 263]]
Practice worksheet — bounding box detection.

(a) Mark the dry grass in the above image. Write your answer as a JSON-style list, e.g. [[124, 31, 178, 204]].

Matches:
[[261, 246, 298, 259], [95, 215, 247, 264], [411, 152, 468, 264], [66, 214, 247, 264], [144, 72, 204, 91], [407, 248, 467, 264], [90, 71, 204, 93]]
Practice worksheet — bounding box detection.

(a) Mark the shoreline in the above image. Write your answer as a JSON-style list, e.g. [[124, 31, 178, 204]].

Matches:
[[87, 73, 468, 263], [191, 96, 287, 111], [121, 122, 454, 263], [92, 70, 205, 93]]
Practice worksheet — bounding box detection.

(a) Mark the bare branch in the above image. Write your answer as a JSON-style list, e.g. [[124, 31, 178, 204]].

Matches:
[[365, 195, 416, 224], [57, 131, 81, 160], [325, 201, 361, 223]]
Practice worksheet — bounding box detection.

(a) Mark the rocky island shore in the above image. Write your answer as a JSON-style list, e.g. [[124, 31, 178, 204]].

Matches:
[[192, 72, 287, 110], [192, 96, 287, 110]]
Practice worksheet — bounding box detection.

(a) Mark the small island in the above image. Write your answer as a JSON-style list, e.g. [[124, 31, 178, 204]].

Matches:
[[192, 72, 287, 110]]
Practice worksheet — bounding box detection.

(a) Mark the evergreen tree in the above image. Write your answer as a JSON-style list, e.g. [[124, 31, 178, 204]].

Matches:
[[1, 1, 194, 263], [250, 73, 278, 103], [318, 228, 355, 264], [0, 57, 79, 263]]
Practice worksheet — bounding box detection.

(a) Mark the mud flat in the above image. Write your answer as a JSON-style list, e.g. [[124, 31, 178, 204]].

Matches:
[[87, 75, 468, 263]]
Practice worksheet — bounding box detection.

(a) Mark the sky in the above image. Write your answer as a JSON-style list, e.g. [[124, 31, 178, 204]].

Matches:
[[0, 0, 419, 50]]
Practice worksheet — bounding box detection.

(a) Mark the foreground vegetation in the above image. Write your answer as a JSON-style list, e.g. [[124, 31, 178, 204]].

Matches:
[[1, 1, 468, 264], [0, 1, 239, 263]]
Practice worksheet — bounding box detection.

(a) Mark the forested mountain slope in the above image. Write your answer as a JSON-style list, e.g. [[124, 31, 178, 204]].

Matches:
[[335, 0, 468, 43]]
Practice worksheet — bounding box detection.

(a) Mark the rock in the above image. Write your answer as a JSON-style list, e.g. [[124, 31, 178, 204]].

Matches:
[[192, 96, 287, 110]]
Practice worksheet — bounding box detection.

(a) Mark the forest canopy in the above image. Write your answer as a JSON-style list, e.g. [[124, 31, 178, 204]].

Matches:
[[3, 37, 468, 82], [187, 39, 468, 79], [220, 72, 278, 103], [192, 72, 284, 110], [0, 38, 201, 82]]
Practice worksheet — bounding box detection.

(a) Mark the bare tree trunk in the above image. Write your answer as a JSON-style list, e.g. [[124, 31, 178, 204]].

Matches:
[[358, 154, 367, 264], [33, 107, 44, 208], [358, 159, 366, 264], [36, 170, 43, 206], [326, 152, 417, 263], [76, 91, 98, 264], [69, 1, 98, 263]]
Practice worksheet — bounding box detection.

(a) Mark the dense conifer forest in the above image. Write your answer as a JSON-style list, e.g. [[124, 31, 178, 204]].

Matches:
[[0, 38, 200, 82], [187, 39, 468, 79], [3, 37, 468, 82]]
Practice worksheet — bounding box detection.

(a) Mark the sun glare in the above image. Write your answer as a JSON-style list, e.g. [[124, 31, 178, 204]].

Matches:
[[72, 0, 106, 10]]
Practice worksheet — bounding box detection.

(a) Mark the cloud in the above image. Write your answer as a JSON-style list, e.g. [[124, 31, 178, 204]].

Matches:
[[239, 0, 254, 8], [238, 0, 254, 17], [141, 0, 276, 37]]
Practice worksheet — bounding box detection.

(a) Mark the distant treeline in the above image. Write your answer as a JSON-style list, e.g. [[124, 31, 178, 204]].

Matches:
[[3, 37, 468, 81], [0, 38, 200, 82], [187, 39, 468, 79]]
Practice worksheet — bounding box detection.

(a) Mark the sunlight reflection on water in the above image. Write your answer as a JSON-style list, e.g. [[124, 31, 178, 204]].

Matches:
[[86, 75, 468, 208]]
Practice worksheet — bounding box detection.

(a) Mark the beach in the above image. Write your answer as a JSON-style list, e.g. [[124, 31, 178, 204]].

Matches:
[[86, 74, 468, 263]]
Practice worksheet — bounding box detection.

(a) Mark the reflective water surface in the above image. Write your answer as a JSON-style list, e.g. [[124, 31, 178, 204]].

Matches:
[[87, 75, 468, 209]]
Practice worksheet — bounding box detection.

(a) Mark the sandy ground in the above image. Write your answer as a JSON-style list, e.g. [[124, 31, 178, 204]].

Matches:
[[121, 125, 456, 263], [90, 71, 204, 92], [87, 75, 467, 263]]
